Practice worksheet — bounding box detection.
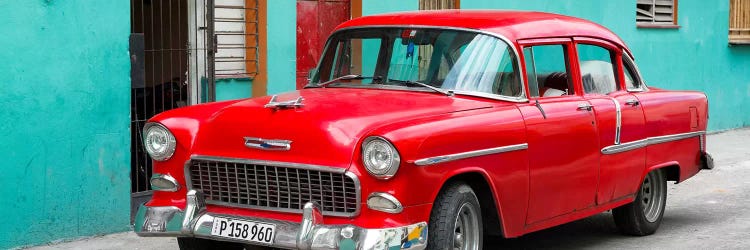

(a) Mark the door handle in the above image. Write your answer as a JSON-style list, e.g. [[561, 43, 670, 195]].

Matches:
[[625, 99, 640, 106], [577, 103, 594, 111]]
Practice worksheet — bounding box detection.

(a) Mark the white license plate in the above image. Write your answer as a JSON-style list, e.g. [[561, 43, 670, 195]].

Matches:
[[210, 217, 276, 244]]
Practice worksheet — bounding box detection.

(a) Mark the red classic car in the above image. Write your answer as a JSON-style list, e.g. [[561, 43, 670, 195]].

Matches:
[[135, 10, 713, 250]]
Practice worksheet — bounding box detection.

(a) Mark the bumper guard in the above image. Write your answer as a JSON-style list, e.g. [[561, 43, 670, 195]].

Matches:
[[134, 190, 427, 250]]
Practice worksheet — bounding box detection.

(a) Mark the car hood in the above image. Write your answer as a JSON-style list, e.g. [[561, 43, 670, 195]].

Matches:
[[190, 88, 492, 169]]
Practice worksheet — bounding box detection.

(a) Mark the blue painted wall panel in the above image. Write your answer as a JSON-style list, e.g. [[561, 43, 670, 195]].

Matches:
[[266, 0, 298, 95], [461, 0, 750, 130], [363, 0, 419, 16], [216, 78, 253, 101], [0, 1, 131, 248]]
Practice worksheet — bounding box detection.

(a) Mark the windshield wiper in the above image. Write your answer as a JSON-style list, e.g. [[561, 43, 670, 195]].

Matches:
[[388, 79, 454, 96], [313, 74, 379, 88]]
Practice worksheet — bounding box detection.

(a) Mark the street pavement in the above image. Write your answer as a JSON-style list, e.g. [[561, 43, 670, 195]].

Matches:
[[25, 128, 750, 250]]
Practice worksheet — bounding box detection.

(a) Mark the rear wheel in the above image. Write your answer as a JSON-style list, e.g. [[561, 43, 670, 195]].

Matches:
[[612, 169, 667, 236], [428, 182, 483, 250]]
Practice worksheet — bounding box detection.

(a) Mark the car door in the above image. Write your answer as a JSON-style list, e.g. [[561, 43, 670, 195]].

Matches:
[[573, 38, 647, 204], [517, 39, 601, 225]]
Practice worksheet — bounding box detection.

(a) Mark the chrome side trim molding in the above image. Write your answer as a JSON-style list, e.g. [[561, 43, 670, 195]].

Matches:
[[613, 98, 622, 145], [601, 131, 705, 155], [600, 139, 648, 155], [414, 143, 528, 166], [648, 131, 706, 145]]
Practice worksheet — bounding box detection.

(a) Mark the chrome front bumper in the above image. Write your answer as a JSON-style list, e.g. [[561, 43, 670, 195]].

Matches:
[[134, 190, 427, 250]]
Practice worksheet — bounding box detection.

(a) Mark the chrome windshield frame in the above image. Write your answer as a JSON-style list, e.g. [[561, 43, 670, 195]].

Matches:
[[309, 25, 529, 103]]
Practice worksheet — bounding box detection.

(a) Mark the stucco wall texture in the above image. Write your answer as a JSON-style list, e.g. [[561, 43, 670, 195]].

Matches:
[[0, 1, 131, 249]]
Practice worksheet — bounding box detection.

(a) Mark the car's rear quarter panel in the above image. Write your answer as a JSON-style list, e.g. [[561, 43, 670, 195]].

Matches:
[[634, 89, 708, 182]]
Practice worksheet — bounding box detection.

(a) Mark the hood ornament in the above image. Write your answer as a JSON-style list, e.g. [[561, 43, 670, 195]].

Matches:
[[264, 95, 304, 109], [244, 137, 292, 151]]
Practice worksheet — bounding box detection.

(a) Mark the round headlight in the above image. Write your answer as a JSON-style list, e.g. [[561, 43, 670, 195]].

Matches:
[[143, 123, 176, 161], [362, 137, 400, 180]]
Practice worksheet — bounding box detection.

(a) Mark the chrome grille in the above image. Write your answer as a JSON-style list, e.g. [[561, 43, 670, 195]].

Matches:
[[187, 157, 359, 216]]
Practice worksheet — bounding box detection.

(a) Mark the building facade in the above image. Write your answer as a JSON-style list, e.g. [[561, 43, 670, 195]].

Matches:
[[1, 0, 747, 248]]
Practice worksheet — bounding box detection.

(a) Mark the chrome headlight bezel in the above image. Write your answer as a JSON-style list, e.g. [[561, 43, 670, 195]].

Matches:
[[361, 136, 401, 180], [143, 122, 176, 161]]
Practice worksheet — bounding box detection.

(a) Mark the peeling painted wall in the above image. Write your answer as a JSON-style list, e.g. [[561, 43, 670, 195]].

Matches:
[[461, 0, 750, 131], [0, 1, 131, 248]]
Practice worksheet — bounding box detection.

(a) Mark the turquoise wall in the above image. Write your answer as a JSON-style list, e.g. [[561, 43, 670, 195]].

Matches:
[[461, 0, 750, 131], [363, 0, 418, 16], [216, 78, 253, 101], [266, 0, 298, 95], [0, 1, 131, 249]]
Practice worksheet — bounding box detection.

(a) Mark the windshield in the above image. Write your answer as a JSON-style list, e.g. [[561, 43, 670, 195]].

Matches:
[[310, 28, 523, 98]]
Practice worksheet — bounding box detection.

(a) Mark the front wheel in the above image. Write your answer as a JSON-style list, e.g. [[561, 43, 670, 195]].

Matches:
[[612, 169, 668, 236], [428, 182, 483, 250]]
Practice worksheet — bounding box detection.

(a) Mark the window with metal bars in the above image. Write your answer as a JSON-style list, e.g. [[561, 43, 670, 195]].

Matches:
[[214, 0, 259, 79], [730, 0, 750, 44], [636, 0, 678, 27]]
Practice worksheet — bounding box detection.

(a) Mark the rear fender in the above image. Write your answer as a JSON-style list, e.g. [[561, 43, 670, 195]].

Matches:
[[641, 161, 680, 184]]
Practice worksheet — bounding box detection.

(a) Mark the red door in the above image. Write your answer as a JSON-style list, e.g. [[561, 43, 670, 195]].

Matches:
[[518, 40, 601, 225], [296, 0, 351, 89]]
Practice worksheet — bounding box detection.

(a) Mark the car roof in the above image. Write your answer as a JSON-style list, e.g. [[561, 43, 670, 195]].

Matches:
[[336, 10, 633, 58]]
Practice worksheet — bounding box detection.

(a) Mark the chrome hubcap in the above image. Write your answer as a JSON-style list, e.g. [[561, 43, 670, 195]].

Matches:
[[641, 171, 665, 223], [453, 203, 479, 250]]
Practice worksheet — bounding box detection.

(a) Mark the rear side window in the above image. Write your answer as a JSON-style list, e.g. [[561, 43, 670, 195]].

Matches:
[[523, 45, 573, 98], [577, 44, 619, 95]]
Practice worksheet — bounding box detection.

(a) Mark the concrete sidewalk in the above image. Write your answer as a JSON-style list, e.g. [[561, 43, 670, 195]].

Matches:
[[23, 128, 750, 250]]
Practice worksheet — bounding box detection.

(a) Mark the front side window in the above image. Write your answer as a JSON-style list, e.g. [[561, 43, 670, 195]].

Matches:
[[577, 44, 619, 95], [314, 28, 522, 98]]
